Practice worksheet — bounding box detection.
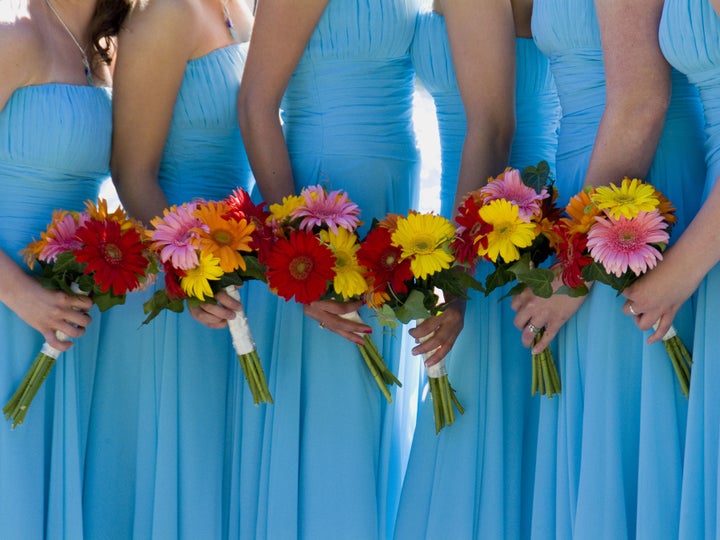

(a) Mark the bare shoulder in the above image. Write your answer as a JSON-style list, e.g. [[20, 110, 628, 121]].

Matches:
[[124, 0, 198, 41], [0, 3, 44, 110]]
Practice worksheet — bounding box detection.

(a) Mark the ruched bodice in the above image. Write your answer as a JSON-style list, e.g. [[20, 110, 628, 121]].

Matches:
[[661, 1, 720, 189], [282, 0, 417, 164], [159, 44, 254, 204], [0, 84, 111, 265]]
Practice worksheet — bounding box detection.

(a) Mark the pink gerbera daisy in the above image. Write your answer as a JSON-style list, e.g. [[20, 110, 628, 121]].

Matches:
[[292, 185, 361, 234], [38, 211, 86, 262], [150, 202, 205, 271], [480, 168, 548, 221], [586, 210, 669, 278]]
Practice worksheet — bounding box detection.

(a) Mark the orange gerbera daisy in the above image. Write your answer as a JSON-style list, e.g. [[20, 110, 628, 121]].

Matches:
[[192, 201, 256, 273]]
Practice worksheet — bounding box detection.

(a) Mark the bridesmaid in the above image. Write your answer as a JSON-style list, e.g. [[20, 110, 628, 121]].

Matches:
[[0, 0, 130, 537], [512, 0, 706, 537], [625, 2, 720, 538], [395, 0, 559, 538], [84, 0, 263, 538], [238, 0, 420, 537]]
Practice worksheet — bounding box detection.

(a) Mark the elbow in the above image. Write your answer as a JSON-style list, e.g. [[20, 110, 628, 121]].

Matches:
[[466, 113, 516, 162]]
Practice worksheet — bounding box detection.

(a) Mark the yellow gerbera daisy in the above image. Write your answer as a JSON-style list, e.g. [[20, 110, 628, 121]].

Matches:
[[192, 201, 255, 273], [269, 194, 305, 222], [391, 213, 455, 279], [477, 199, 536, 263], [180, 251, 223, 301], [320, 228, 368, 299], [591, 177, 659, 219]]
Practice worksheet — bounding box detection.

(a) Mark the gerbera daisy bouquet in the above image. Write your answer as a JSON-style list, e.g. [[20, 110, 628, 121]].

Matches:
[[142, 188, 273, 405], [5, 199, 157, 428], [262, 184, 402, 402], [452, 162, 563, 397], [555, 177, 692, 396], [358, 210, 476, 433]]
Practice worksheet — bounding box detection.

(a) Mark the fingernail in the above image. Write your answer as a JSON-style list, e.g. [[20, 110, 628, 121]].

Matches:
[[364, 328, 372, 334]]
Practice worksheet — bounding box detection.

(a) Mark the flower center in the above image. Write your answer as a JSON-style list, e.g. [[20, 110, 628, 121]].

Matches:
[[102, 242, 123, 265], [411, 233, 435, 254], [381, 249, 398, 270], [212, 229, 233, 246], [289, 255, 313, 281]]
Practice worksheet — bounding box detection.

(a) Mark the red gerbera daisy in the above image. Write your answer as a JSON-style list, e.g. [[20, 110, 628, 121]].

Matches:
[[554, 222, 593, 289], [74, 218, 150, 296], [451, 195, 491, 266], [265, 229, 336, 304], [163, 261, 187, 301], [223, 188, 270, 224], [357, 226, 412, 297]]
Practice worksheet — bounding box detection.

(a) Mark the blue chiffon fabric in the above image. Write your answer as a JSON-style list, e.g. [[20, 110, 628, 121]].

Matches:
[[531, 1, 706, 538], [659, 3, 720, 538], [83, 45, 266, 540], [0, 84, 111, 539], [394, 11, 560, 539], [245, 1, 420, 538]]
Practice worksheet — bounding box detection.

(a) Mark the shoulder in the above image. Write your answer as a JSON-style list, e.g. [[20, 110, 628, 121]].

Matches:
[[123, 0, 200, 42], [0, 5, 45, 110]]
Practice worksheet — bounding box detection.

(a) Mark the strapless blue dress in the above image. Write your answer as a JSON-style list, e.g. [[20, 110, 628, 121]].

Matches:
[[659, 2, 720, 538], [0, 84, 111, 539], [394, 10, 560, 539], [247, 1, 421, 538], [83, 44, 267, 540], [531, 0, 706, 537]]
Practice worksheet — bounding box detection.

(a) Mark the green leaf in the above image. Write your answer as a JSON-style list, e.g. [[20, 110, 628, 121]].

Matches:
[[142, 289, 186, 324], [521, 160, 551, 192], [376, 304, 401, 329], [483, 264, 515, 295], [555, 284, 590, 297], [509, 258, 555, 298], [93, 290, 126, 312], [394, 288, 432, 324], [581, 262, 638, 294]]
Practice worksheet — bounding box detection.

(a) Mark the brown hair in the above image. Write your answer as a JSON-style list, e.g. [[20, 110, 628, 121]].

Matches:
[[88, 0, 136, 65]]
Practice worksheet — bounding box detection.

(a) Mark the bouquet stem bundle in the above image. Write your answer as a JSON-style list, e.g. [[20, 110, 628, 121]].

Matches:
[[531, 332, 561, 397], [226, 286, 273, 405], [418, 319, 464, 433]]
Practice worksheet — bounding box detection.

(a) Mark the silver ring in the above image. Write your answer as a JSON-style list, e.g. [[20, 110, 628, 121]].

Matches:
[[319, 321, 326, 329], [628, 304, 638, 316], [527, 323, 541, 335]]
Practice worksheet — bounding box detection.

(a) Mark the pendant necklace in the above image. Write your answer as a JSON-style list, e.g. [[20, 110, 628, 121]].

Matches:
[[44, 0, 94, 85], [222, 0, 238, 41]]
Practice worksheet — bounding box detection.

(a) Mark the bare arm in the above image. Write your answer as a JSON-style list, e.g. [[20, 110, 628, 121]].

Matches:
[[110, 0, 198, 224], [237, 0, 329, 205]]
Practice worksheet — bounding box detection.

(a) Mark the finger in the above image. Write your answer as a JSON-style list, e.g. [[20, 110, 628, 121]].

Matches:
[[421, 344, 447, 367], [647, 315, 673, 345], [200, 301, 237, 322], [531, 324, 557, 355], [71, 295, 94, 312], [64, 310, 92, 329], [408, 318, 438, 340], [44, 331, 74, 351], [188, 307, 228, 329], [623, 301, 639, 318], [215, 290, 243, 312]]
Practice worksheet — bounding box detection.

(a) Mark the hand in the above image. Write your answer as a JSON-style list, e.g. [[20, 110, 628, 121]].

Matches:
[[189, 290, 242, 329], [409, 299, 466, 367], [10, 279, 93, 351], [511, 285, 585, 354], [622, 252, 699, 344], [303, 298, 370, 346]]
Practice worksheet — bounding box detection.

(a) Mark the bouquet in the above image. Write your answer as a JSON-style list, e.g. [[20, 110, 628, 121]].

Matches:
[[358, 211, 476, 433], [554, 177, 692, 396], [143, 188, 273, 405], [262, 185, 401, 402], [6, 199, 157, 428], [452, 162, 564, 397]]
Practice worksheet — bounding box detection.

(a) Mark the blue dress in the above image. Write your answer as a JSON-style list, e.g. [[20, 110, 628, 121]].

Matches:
[[531, 1, 706, 538], [84, 44, 266, 540], [659, 3, 720, 538], [0, 84, 111, 539], [248, 1, 420, 538], [394, 11, 560, 539]]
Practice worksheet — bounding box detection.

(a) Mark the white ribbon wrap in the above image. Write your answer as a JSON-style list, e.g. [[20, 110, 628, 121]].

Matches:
[[225, 286, 255, 356], [416, 318, 447, 378], [653, 321, 678, 340]]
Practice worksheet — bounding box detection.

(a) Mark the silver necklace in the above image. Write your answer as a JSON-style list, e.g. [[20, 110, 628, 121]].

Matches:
[[44, 0, 93, 85]]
